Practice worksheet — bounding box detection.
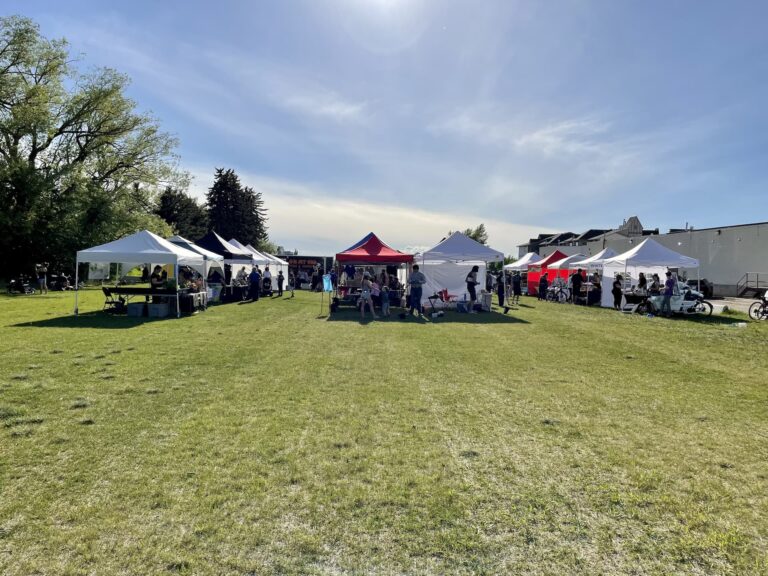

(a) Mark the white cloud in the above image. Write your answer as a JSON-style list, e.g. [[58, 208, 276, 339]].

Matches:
[[185, 167, 552, 256], [280, 90, 368, 123]]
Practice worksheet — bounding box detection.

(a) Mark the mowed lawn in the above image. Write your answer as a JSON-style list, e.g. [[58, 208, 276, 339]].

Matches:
[[1, 289, 767, 575]]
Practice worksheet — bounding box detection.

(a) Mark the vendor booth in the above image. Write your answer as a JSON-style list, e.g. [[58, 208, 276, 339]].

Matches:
[[545, 254, 586, 282], [75, 230, 207, 318], [503, 252, 542, 295], [504, 252, 542, 271], [167, 235, 225, 276], [195, 232, 254, 301], [229, 239, 270, 266], [599, 238, 700, 309], [261, 251, 290, 280], [418, 232, 504, 310], [526, 250, 567, 296], [570, 248, 617, 270], [335, 232, 413, 310]]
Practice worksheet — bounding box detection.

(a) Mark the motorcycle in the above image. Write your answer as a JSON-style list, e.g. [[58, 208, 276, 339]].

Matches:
[[7, 275, 36, 295]]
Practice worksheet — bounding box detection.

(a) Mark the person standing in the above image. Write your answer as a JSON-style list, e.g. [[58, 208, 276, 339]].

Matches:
[[289, 272, 296, 298], [638, 272, 648, 292], [359, 273, 378, 320], [249, 267, 261, 302], [495, 271, 505, 308], [538, 274, 549, 301], [660, 271, 676, 317], [512, 271, 522, 306], [277, 271, 284, 296], [465, 265, 480, 313], [36, 263, 48, 294], [408, 264, 427, 317], [612, 275, 624, 310], [570, 268, 584, 304]]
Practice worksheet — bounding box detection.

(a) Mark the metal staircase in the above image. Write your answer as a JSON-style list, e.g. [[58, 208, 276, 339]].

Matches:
[[736, 273, 768, 298]]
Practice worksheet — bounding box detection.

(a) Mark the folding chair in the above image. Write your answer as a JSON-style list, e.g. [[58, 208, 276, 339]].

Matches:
[[438, 289, 458, 309], [102, 287, 123, 312]]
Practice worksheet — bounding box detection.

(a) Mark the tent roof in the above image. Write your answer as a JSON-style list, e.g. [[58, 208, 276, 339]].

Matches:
[[77, 230, 204, 266], [260, 250, 290, 267], [547, 254, 587, 269], [228, 239, 270, 265], [602, 238, 699, 268], [196, 231, 253, 261], [528, 249, 568, 268], [336, 232, 413, 264], [504, 252, 543, 270], [421, 232, 504, 262], [570, 248, 617, 267], [167, 235, 224, 261]]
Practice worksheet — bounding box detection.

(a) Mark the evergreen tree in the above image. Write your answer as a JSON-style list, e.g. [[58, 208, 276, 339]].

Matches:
[[206, 168, 268, 245], [155, 187, 208, 239]]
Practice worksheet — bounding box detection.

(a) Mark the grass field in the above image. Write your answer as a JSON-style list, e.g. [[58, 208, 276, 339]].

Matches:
[[1, 289, 767, 575]]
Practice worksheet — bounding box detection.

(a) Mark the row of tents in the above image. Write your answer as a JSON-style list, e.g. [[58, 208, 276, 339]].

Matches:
[[333, 231, 701, 310], [506, 238, 700, 308], [334, 231, 506, 304], [73, 230, 291, 315]]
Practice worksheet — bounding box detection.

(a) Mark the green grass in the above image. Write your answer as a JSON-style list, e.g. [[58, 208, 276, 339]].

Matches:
[[1, 289, 767, 575]]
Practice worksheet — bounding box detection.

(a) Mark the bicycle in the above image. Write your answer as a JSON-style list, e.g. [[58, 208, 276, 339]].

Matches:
[[748, 291, 768, 321]]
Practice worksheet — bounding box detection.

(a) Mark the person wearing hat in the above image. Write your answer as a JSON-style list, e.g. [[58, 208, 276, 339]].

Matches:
[[660, 270, 676, 317]]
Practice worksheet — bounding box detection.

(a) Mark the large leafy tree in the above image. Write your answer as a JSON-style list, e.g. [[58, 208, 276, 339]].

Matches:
[[155, 187, 208, 240], [0, 16, 176, 275], [206, 168, 268, 247]]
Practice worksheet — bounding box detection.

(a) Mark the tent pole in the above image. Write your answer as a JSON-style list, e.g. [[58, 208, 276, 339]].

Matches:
[[176, 261, 180, 318], [74, 259, 79, 316]]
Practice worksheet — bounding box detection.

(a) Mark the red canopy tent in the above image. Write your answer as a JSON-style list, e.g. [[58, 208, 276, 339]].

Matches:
[[526, 249, 567, 296], [336, 232, 413, 264]]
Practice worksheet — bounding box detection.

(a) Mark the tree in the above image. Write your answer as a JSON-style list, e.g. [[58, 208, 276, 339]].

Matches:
[[155, 187, 208, 239], [206, 168, 268, 245], [447, 224, 489, 245], [0, 16, 178, 274]]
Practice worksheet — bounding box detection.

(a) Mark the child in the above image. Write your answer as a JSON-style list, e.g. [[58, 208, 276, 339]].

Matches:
[[380, 285, 390, 317]]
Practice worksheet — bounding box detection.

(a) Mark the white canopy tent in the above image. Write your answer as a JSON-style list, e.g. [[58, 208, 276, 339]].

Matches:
[[418, 232, 505, 307], [599, 238, 700, 308], [229, 239, 270, 266], [75, 230, 205, 317], [546, 254, 587, 270], [570, 248, 618, 270], [504, 252, 542, 271], [167, 235, 225, 276], [259, 249, 290, 281]]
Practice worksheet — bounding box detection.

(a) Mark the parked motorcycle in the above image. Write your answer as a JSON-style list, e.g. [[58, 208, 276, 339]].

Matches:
[[7, 275, 36, 295]]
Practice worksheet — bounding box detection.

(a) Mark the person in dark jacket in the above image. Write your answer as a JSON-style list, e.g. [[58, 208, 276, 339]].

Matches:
[[249, 267, 261, 302], [612, 275, 624, 310], [538, 275, 549, 301]]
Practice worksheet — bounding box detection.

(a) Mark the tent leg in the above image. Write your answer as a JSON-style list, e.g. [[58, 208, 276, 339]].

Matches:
[[74, 262, 79, 316], [176, 262, 180, 318]]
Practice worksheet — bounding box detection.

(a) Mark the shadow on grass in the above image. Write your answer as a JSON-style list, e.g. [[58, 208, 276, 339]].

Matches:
[[11, 311, 167, 329], [326, 309, 529, 324], [677, 314, 751, 326]]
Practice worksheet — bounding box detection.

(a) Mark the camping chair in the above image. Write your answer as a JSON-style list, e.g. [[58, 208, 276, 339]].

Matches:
[[102, 287, 124, 313], [439, 289, 459, 309]]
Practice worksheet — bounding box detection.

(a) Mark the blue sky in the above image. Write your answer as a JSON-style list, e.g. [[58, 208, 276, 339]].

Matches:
[[7, 1, 768, 255]]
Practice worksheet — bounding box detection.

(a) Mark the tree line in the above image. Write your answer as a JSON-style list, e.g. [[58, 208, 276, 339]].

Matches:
[[0, 16, 272, 277]]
